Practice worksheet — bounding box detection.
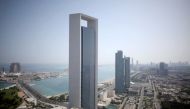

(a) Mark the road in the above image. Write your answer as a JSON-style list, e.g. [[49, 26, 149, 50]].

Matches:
[[17, 82, 37, 105], [122, 71, 141, 109], [138, 86, 144, 109], [130, 71, 140, 78], [150, 75, 161, 109], [124, 96, 136, 109]]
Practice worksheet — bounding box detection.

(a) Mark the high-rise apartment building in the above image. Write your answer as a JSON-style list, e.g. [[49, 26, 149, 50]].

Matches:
[[124, 57, 130, 89], [159, 62, 168, 75], [9, 63, 21, 73], [115, 51, 131, 94], [69, 13, 98, 109], [115, 50, 125, 93]]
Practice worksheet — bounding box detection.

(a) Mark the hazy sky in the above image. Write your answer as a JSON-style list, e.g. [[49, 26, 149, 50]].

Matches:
[[0, 0, 190, 64]]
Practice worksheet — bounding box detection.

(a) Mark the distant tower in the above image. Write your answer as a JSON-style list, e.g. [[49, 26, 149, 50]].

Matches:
[[159, 62, 168, 75], [69, 13, 98, 109], [2, 67, 5, 73], [131, 58, 134, 69], [124, 57, 130, 89], [9, 63, 21, 73], [136, 60, 138, 66], [115, 50, 125, 93]]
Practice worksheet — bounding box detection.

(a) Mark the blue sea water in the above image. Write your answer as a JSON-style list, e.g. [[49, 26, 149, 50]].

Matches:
[[31, 76, 69, 96], [98, 65, 115, 82], [30, 65, 115, 96], [0, 64, 115, 96], [0, 81, 14, 89]]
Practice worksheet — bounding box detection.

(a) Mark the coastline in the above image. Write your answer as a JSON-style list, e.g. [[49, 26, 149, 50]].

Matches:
[[0, 80, 15, 90], [45, 78, 115, 98], [46, 92, 68, 98], [99, 78, 114, 84], [0, 84, 16, 90], [26, 65, 115, 98]]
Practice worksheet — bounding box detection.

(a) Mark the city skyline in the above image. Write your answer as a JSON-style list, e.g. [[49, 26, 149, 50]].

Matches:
[[0, 0, 190, 64], [0, 1, 190, 109]]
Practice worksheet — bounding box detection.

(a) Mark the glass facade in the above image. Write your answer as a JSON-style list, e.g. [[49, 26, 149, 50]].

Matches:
[[115, 51, 125, 93], [124, 57, 130, 88], [81, 26, 95, 109]]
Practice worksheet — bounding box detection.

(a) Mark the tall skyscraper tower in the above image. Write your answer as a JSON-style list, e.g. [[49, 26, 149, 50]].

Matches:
[[115, 50, 125, 93], [159, 62, 168, 75], [131, 58, 134, 69], [69, 13, 98, 109], [9, 63, 21, 73], [124, 57, 130, 89]]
